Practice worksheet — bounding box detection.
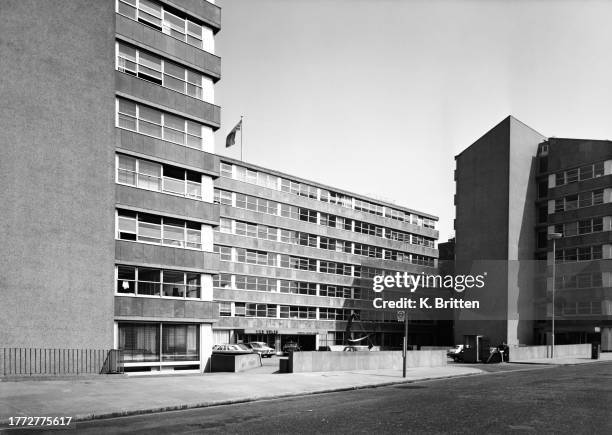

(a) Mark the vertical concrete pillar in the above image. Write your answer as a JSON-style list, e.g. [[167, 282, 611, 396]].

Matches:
[[601, 327, 612, 352], [200, 323, 213, 373]]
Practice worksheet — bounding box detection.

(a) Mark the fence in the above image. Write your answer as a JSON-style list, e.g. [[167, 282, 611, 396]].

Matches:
[[1, 348, 123, 377]]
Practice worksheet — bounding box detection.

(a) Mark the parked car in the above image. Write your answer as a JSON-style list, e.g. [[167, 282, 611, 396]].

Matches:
[[282, 341, 301, 354], [447, 344, 465, 362], [343, 345, 370, 352], [212, 344, 253, 355], [246, 342, 275, 358]]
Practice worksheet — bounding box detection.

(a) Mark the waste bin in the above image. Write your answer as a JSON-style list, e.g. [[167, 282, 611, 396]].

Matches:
[[591, 342, 600, 360]]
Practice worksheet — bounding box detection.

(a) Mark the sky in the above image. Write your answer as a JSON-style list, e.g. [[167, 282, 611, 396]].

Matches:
[[213, 0, 612, 242]]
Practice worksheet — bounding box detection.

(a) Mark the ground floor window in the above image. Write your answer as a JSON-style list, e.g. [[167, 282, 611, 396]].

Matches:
[[119, 322, 199, 363]]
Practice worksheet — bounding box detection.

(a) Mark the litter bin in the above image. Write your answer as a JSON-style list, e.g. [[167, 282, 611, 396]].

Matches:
[[591, 342, 600, 360]]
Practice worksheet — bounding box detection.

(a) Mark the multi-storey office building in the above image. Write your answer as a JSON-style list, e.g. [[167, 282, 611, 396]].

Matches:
[[0, 0, 222, 373], [211, 158, 445, 351], [454, 116, 612, 351], [534, 139, 612, 350]]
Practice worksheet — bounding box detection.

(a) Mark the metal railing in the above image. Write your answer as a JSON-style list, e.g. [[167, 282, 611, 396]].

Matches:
[[1, 348, 123, 377]]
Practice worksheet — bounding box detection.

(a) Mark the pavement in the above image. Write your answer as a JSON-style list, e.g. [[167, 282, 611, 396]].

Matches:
[[1, 353, 610, 426], [0, 363, 481, 425], [510, 351, 612, 365]]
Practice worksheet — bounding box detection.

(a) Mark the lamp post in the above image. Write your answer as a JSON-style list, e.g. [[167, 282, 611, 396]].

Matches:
[[548, 232, 562, 358]]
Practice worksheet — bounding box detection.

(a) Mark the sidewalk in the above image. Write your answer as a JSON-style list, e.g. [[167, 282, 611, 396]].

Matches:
[[0, 366, 481, 424], [511, 352, 612, 365]]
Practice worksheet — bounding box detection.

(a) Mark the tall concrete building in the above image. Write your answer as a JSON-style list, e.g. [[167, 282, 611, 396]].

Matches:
[[454, 116, 612, 351], [211, 158, 445, 351], [1, 0, 222, 372]]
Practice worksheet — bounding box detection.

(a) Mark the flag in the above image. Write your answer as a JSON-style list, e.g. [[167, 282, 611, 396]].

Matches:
[[225, 120, 242, 148]]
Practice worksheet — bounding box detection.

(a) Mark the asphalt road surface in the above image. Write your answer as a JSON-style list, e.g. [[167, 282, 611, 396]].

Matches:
[[20, 362, 612, 434]]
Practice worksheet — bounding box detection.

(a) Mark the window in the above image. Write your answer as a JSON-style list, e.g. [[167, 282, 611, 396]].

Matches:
[[214, 245, 232, 261], [319, 261, 353, 276], [537, 180, 548, 198], [258, 225, 277, 241], [220, 162, 232, 178], [279, 281, 316, 295], [280, 255, 316, 271], [235, 248, 276, 266], [162, 324, 199, 361], [566, 194, 579, 210], [320, 285, 355, 298], [116, 98, 206, 149], [117, 154, 202, 200], [234, 303, 246, 317], [279, 305, 316, 319], [116, 266, 199, 299], [119, 322, 160, 362], [354, 199, 384, 216], [219, 302, 231, 316], [245, 303, 276, 318], [116, 211, 202, 249], [235, 275, 276, 292], [299, 208, 317, 223], [321, 190, 352, 208], [423, 218, 436, 229], [234, 193, 279, 215], [214, 189, 232, 206], [280, 204, 298, 220], [116, 0, 214, 53], [219, 218, 231, 234], [213, 273, 231, 288], [298, 233, 317, 248], [558, 246, 603, 262]]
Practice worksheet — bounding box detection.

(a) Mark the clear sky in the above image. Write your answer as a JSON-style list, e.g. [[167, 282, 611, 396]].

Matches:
[[214, 0, 612, 242]]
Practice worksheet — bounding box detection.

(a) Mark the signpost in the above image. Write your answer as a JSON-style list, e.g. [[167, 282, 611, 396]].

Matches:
[[397, 310, 407, 378]]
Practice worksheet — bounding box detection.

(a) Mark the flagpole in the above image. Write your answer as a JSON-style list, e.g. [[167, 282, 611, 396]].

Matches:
[[240, 115, 244, 161]]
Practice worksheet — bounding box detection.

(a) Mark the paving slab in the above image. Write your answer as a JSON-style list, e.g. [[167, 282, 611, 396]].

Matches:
[[0, 366, 482, 424]]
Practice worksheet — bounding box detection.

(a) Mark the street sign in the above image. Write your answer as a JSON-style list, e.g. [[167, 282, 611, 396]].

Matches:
[[397, 310, 405, 322]]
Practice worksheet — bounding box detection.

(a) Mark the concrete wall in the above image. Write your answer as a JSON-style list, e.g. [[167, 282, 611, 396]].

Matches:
[[454, 118, 512, 346], [116, 184, 218, 225], [210, 353, 261, 372], [115, 241, 219, 273], [0, 0, 116, 348], [116, 130, 219, 177], [454, 117, 547, 347], [114, 296, 219, 322], [288, 350, 447, 373], [510, 343, 591, 361], [507, 118, 547, 346]]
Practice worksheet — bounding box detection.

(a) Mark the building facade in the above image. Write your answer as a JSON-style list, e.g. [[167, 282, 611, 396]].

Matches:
[[454, 116, 612, 351], [211, 158, 445, 351], [534, 139, 612, 350], [0, 0, 447, 374], [0, 0, 222, 373]]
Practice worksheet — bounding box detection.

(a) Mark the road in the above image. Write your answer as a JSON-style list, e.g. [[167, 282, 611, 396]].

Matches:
[[19, 362, 612, 434]]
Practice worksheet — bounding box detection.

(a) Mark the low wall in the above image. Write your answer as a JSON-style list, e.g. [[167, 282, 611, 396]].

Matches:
[[288, 350, 447, 373], [210, 353, 261, 372], [509, 343, 591, 361]]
